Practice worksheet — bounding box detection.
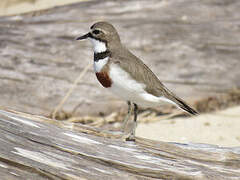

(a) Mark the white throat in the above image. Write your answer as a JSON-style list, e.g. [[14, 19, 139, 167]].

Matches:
[[89, 38, 107, 53]]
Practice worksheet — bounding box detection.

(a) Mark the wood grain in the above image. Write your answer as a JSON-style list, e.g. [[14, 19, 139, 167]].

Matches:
[[0, 109, 239, 179], [0, 0, 240, 116]]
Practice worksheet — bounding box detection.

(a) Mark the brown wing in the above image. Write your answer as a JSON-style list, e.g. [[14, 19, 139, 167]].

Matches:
[[111, 48, 170, 97], [111, 48, 198, 115]]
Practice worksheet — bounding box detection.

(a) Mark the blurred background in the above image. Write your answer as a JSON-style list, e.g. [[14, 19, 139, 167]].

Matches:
[[0, 0, 240, 147], [0, 0, 83, 16]]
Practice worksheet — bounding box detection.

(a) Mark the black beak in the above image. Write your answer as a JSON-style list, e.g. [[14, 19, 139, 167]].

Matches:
[[76, 32, 90, 40]]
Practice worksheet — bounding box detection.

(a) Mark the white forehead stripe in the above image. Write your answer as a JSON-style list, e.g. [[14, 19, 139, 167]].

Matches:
[[89, 38, 107, 53], [94, 57, 109, 72]]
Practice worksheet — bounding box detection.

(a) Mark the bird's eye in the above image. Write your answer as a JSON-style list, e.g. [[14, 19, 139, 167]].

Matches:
[[92, 30, 101, 35]]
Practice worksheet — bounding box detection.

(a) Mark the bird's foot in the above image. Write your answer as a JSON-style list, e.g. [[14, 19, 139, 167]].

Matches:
[[125, 134, 135, 142]]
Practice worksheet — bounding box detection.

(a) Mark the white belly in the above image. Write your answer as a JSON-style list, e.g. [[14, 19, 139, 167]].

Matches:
[[108, 64, 176, 107]]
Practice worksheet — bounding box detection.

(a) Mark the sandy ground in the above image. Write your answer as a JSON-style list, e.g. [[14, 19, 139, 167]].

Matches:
[[136, 106, 240, 147], [0, 0, 87, 16]]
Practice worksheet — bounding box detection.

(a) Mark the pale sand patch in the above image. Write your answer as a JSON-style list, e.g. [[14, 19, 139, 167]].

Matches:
[[136, 106, 240, 147], [0, 0, 89, 16]]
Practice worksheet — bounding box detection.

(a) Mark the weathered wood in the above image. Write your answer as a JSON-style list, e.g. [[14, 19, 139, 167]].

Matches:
[[0, 0, 240, 116], [0, 109, 239, 180]]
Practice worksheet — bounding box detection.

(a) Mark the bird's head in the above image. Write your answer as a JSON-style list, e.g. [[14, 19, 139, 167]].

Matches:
[[76, 21, 121, 53]]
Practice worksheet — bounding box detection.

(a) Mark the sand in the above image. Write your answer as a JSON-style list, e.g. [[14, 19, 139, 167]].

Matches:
[[136, 106, 240, 147], [0, 0, 87, 16]]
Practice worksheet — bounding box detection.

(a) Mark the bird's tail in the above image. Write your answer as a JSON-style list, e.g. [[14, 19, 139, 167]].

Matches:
[[174, 97, 198, 115]]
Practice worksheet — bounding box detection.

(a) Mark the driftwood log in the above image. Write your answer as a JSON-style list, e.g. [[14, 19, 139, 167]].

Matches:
[[0, 0, 240, 116], [0, 108, 239, 180]]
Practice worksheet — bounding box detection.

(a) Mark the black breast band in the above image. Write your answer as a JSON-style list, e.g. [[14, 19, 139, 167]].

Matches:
[[94, 50, 111, 62]]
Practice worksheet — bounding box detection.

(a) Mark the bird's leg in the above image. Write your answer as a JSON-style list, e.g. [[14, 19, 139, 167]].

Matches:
[[122, 101, 132, 132], [126, 103, 138, 141]]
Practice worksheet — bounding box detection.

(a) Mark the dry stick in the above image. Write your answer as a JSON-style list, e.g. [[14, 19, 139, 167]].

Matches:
[[52, 63, 92, 120]]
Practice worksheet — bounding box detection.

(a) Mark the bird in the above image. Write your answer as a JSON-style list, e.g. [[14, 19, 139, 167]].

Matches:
[[76, 21, 198, 141]]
